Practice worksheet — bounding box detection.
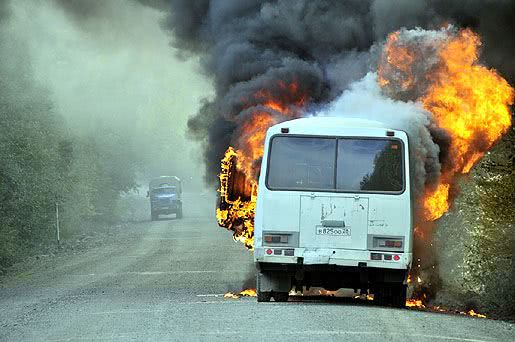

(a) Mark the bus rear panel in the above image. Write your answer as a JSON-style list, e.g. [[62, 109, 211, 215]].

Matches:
[[254, 117, 412, 306]]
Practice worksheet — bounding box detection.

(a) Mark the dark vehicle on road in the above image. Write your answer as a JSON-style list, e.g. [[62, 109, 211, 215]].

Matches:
[[148, 176, 182, 220]]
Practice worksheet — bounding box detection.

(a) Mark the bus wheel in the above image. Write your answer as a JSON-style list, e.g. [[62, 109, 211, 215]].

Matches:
[[373, 286, 387, 306], [273, 292, 289, 302], [257, 290, 272, 302], [390, 284, 407, 308]]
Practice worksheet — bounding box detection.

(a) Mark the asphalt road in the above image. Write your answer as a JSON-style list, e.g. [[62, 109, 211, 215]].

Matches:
[[1, 193, 514, 342]]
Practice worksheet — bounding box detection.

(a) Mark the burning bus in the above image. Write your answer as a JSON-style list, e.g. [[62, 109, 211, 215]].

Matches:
[[253, 117, 411, 306], [215, 27, 513, 307]]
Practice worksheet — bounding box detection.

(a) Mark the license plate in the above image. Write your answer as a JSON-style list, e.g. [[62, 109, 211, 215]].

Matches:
[[316, 226, 351, 236]]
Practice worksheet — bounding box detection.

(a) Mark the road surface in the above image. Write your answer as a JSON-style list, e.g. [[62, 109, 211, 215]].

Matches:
[[1, 192, 513, 341]]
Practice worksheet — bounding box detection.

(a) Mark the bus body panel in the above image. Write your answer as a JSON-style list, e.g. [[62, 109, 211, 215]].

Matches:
[[254, 118, 413, 303]]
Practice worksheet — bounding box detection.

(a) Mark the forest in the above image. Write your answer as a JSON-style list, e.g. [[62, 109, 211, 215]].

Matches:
[[0, 0, 513, 319], [0, 0, 207, 272]]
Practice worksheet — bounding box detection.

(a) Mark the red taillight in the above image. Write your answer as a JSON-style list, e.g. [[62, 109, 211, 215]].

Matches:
[[266, 249, 273, 255], [384, 240, 402, 248], [393, 255, 400, 261], [263, 234, 288, 244]]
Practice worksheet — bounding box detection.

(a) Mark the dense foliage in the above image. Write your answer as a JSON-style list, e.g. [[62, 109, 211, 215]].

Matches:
[[0, 33, 139, 271], [0, 101, 139, 271], [435, 128, 515, 318]]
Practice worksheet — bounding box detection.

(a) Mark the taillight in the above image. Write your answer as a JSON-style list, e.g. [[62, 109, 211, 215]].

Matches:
[[371, 253, 382, 260], [383, 240, 402, 248], [263, 234, 288, 244], [264, 249, 294, 257], [371, 253, 400, 261], [262, 231, 298, 248], [372, 236, 404, 251]]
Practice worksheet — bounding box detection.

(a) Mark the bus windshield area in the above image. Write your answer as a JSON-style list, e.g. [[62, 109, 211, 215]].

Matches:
[[266, 136, 404, 193]]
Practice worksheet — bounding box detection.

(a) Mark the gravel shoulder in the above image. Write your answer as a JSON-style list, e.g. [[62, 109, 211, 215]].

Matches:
[[1, 192, 514, 342]]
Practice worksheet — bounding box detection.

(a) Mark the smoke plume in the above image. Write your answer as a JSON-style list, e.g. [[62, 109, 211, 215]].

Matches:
[[163, 0, 514, 184], [321, 72, 441, 200], [163, 1, 514, 311]]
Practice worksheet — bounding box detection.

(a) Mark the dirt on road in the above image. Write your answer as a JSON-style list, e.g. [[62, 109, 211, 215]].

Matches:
[[1, 192, 513, 342]]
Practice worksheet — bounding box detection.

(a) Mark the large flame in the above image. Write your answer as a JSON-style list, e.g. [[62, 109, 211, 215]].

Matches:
[[219, 29, 513, 247], [236, 80, 307, 179], [421, 29, 513, 221], [213, 27, 511, 315], [422, 183, 450, 222], [378, 31, 416, 90], [216, 147, 257, 249], [379, 28, 514, 222], [216, 81, 308, 248], [235, 112, 276, 180], [379, 27, 513, 311]]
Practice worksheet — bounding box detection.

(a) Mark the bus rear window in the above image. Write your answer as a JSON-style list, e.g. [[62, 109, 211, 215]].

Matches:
[[266, 136, 335, 190], [336, 139, 403, 192], [266, 136, 404, 193]]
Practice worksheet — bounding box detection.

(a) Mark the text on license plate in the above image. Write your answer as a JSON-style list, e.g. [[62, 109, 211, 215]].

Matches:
[[316, 227, 351, 236]]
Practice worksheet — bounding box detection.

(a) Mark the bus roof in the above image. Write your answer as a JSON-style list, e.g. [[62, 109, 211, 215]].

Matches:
[[266, 117, 407, 139], [279, 117, 392, 129]]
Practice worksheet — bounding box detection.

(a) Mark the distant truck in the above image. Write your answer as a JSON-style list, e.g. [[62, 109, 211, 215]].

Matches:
[[147, 176, 183, 220], [254, 117, 412, 306]]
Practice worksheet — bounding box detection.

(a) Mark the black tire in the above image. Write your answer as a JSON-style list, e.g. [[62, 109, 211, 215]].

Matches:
[[373, 286, 387, 306], [373, 284, 406, 308], [390, 284, 407, 308], [257, 291, 272, 302], [151, 212, 158, 221], [176, 205, 183, 219], [273, 292, 289, 302]]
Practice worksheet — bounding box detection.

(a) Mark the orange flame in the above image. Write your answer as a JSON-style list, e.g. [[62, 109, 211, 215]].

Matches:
[[224, 288, 257, 299], [422, 183, 450, 221], [405, 299, 426, 308], [379, 28, 514, 222], [464, 310, 486, 318], [253, 80, 308, 114], [378, 31, 416, 90], [217, 81, 308, 248], [216, 147, 256, 249], [423, 29, 513, 175], [236, 112, 276, 179], [379, 28, 512, 311], [406, 300, 487, 318]]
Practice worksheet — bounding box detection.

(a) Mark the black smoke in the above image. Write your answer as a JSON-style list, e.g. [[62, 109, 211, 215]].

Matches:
[[166, 0, 378, 182], [162, 0, 514, 184]]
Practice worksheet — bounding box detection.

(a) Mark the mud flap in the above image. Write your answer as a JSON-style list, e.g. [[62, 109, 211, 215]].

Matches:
[[257, 271, 291, 293]]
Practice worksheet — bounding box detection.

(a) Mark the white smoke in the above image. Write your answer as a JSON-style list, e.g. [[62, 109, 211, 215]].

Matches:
[[319, 72, 441, 199]]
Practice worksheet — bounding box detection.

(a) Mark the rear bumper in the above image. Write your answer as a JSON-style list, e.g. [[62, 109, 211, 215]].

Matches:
[[254, 247, 411, 270], [152, 201, 181, 213]]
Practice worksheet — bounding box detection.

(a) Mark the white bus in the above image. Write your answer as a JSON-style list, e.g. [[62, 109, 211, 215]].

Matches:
[[254, 117, 412, 307]]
